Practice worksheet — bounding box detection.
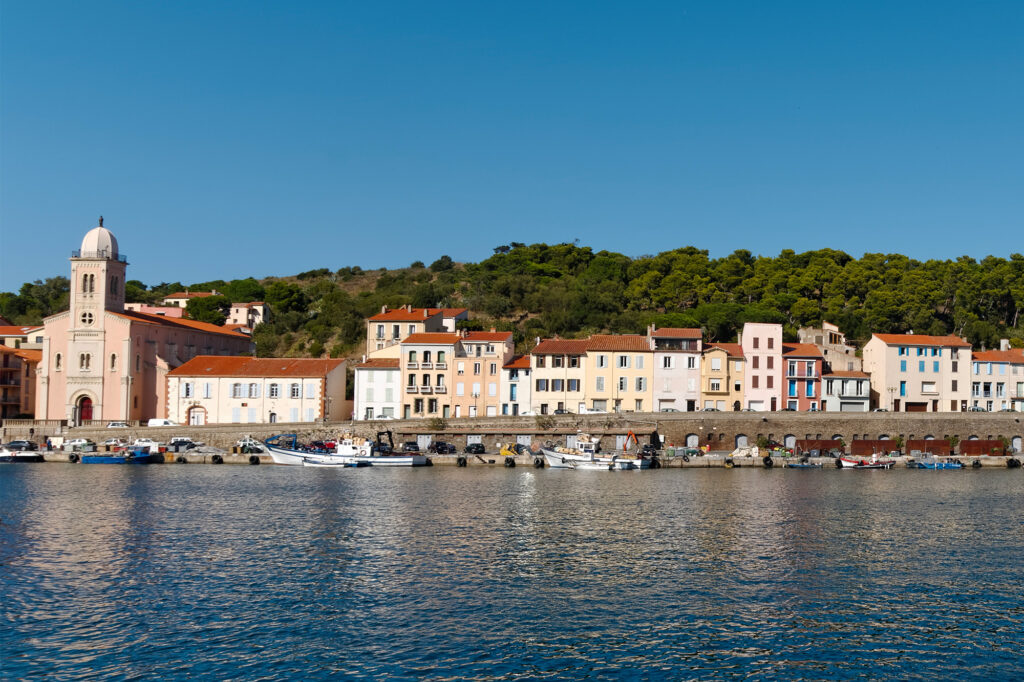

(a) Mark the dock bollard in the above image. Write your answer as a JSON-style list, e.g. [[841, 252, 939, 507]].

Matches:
[[504, 456, 516, 468], [211, 454, 224, 465], [533, 457, 544, 469], [762, 455, 774, 469], [456, 456, 467, 467]]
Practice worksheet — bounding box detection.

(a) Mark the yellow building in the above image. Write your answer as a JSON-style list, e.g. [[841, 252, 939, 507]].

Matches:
[[583, 335, 654, 413], [701, 343, 744, 411]]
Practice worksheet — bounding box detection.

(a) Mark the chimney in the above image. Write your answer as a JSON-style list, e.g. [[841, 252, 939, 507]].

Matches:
[[490, 327, 496, 333], [406, 304, 413, 312], [381, 305, 388, 314], [737, 330, 742, 344], [423, 309, 428, 318], [535, 336, 541, 347], [361, 354, 366, 362], [1000, 338, 1011, 351]]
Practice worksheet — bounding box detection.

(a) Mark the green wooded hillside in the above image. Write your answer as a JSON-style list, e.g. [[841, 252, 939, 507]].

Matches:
[[3, 245, 1023, 360]]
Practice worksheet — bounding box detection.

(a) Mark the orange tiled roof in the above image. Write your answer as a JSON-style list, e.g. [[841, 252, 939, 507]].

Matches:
[[110, 310, 250, 338], [425, 307, 468, 317], [464, 331, 512, 342], [504, 355, 531, 370], [707, 342, 744, 358], [0, 326, 42, 336], [168, 356, 345, 377], [873, 333, 971, 348], [355, 358, 401, 369], [368, 308, 440, 322], [533, 338, 590, 355], [823, 370, 870, 378], [782, 343, 823, 358], [401, 332, 460, 345], [651, 327, 702, 339], [12, 348, 42, 363], [587, 334, 650, 352], [972, 349, 1024, 363]]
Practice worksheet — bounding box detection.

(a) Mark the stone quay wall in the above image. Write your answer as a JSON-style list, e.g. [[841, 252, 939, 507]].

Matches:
[[9, 412, 1023, 455]]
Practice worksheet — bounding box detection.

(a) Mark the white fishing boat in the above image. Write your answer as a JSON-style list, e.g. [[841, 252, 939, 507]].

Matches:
[[541, 433, 649, 470], [302, 455, 369, 468], [263, 431, 430, 467]]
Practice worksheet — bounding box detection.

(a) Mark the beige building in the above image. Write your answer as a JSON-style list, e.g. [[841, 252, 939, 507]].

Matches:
[[0, 325, 44, 349], [584, 335, 654, 414], [798, 320, 862, 372], [226, 302, 269, 329], [0, 346, 40, 418], [862, 333, 971, 412], [167, 356, 347, 425], [701, 343, 744, 411], [366, 306, 468, 357], [530, 338, 589, 414]]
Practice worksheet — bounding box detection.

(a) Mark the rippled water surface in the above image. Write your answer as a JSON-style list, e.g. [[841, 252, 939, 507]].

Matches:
[[3, 464, 1023, 679]]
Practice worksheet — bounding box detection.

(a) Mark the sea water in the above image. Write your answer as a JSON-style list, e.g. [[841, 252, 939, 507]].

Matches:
[[2, 464, 1022, 679]]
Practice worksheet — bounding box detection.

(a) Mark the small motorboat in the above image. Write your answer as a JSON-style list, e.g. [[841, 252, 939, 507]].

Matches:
[[837, 456, 894, 470], [0, 447, 45, 463], [908, 457, 963, 470], [785, 459, 823, 469], [79, 448, 153, 464]]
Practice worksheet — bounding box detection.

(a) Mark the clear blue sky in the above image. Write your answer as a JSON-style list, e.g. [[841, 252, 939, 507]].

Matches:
[[2, 1, 1022, 291]]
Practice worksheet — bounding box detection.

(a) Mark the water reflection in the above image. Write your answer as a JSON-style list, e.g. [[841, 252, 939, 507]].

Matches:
[[2, 465, 1022, 679]]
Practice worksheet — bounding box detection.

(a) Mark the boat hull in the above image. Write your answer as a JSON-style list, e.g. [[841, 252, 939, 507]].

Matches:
[[541, 447, 649, 470], [0, 451, 45, 463], [80, 452, 153, 464], [839, 457, 894, 469], [351, 455, 429, 467], [302, 457, 369, 468]]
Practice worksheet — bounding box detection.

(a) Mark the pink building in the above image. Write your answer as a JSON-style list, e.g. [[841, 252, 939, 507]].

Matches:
[[740, 322, 783, 411], [36, 221, 252, 425], [781, 343, 824, 411]]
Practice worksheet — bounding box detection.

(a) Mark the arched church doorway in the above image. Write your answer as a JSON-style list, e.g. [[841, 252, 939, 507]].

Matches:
[[76, 396, 93, 425]]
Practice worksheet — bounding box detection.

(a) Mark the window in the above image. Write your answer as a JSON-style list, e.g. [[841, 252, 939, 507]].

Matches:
[[753, 337, 759, 349], [663, 356, 674, 369], [376, 324, 384, 339], [136, 354, 141, 372], [933, 361, 939, 373], [79, 353, 91, 370], [473, 362, 481, 375], [918, 361, 925, 372], [204, 383, 212, 399], [232, 383, 243, 398], [767, 376, 773, 389], [80, 311, 94, 326], [618, 377, 627, 392], [422, 350, 431, 364], [687, 356, 697, 369], [922, 382, 937, 394], [422, 374, 430, 386], [900, 360, 907, 372], [183, 382, 194, 398], [437, 351, 445, 364], [408, 351, 417, 363], [617, 355, 629, 369], [536, 379, 549, 392], [290, 383, 301, 398], [753, 356, 759, 369], [917, 347, 925, 356], [597, 355, 608, 368], [490, 363, 497, 375], [635, 356, 644, 369], [486, 344, 495, 354], [767, 338, 774, 349], [596, 376, 605, 391], [752, 375, 759, 389], [569, 356, 580, 368], [552, 356, 563, 368], [306, 384, 316, 399], [710, 379, 721, 391], [436, 374, 444, 386], [407, 374, 416, 386], [110, 354, 117, 371], [635, 377, 646, 392], [248, 383, 259, 398], [767, 356, 773, 370], [899, 347, 907, 356], [269, 383, 280, 398], [535, 356, 545, 368], [568, 379, 580, 392], [788, 380, 797, 397], [734, 361, 742, 372], [456, 382, 465, 396], [805, 382, 814, 398], [710, 358, 722, 371], [552, 379, 564, 392], [457, 361, 465, 375], [900, 381, 906, 397]]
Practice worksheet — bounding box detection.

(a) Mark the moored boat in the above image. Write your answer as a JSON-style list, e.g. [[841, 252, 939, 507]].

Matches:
[[264, 431, 429, 467], [837, 455, 894, 469], [908, 457, 963, 470], [80, 448, 153, 464], [302, 456, 369, 468], [785, 459, 823, 469], [541, 433, 651, 470], [0, 447, 45, 463]]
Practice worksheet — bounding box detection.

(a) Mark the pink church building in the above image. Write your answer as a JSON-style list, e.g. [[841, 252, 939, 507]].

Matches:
[[36, 220, 253, 425]]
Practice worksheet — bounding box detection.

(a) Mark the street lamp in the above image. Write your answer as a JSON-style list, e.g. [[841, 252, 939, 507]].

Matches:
[[887, 386, 897, 411], [472, 392, 480, 418]]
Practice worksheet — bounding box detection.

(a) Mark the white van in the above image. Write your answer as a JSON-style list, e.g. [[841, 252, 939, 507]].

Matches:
[[147, 418, 179, 427]]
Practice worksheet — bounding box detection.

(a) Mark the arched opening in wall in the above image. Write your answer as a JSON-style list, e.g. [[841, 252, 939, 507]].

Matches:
[[75, 396, 93, 425], [732, 401, 741, 411], [1013, 436, 1022, 453], [686, 433, 699, 448], [269, 412, 277, 424], [784, 434, 796, 449], [735, 434, 749, 448], [831, 433, 843, 441], [879, 434, 890, 440], [187, 406, 206, 426], [968, 435, 980, 441], [925, 434, 935, 440]]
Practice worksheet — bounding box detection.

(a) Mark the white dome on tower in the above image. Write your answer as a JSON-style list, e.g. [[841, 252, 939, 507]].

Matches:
[[80, 218, 119, 258]]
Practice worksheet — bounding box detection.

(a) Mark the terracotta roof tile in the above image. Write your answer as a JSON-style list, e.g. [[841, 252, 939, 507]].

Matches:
[[651, 327, 702, 339], [782, 343, 824, 358], [587, 334, 651, 352], [503, 354, 531, 370], [401, 333, 460, 345], [532, 338, 590, 355], [168, 356, 345, 378], [425, 308, 469, 317], [368, 308, 441, 322], [873, 333, 971, 348], [972, 349, 1024, 363], [110, 310, 251, 338], [823, 370, 870, 378], [707, 342, 744, 358], [355, 358, 401, 369], [0, 326, 42, 336], [12, 348, 42, 363]]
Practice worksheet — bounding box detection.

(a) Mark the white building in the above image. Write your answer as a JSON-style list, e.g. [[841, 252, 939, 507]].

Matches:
[[352, 357, 401, 420], [970, 347, 1024, 412], [650, 326, 702, 412], [821, 371, 871, 412], [167, 356, 346, 425], [501, 355, 532, 416], [227, 302, 269, 329]]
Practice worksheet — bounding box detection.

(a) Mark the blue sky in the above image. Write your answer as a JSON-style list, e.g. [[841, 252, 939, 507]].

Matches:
[[2, 1, 1022, 291]]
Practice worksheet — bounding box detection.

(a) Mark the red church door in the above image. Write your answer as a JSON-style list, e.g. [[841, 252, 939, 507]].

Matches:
[[79, 397, 93, 422]]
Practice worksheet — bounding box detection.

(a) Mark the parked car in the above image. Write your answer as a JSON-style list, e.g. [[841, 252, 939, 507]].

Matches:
[[170, 437, 200, 450], [106, 421, 130, 428], [65, 438, 95, 450], [660, 408, 680, 413], [464, 442, 486, 454], [872, 408, 889, 412], [103, 437, 129, 447], [702, 407, 720, 412], [427, 441, 457, 454], [553, 409, 573, 415], [146, 418, 178, 427], [401, 442, 421, 452], [967, 406, 988, 412], [4, 440, 38, 451], [236, 437, 264, 453], [132, 438, 160, 449]]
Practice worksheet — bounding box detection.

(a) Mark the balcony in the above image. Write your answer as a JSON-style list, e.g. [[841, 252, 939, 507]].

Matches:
[[420, 362, 433, 369], [435, 362, 447, 370], [406, 385, 418, 393], [406, 362, 419, 369], [420, 386, 433, 394], [434, 385, 447, 394], [786, 371, 817, 378]]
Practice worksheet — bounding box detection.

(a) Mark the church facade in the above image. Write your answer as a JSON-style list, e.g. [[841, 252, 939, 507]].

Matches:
[[36, 221, 253, 424]]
